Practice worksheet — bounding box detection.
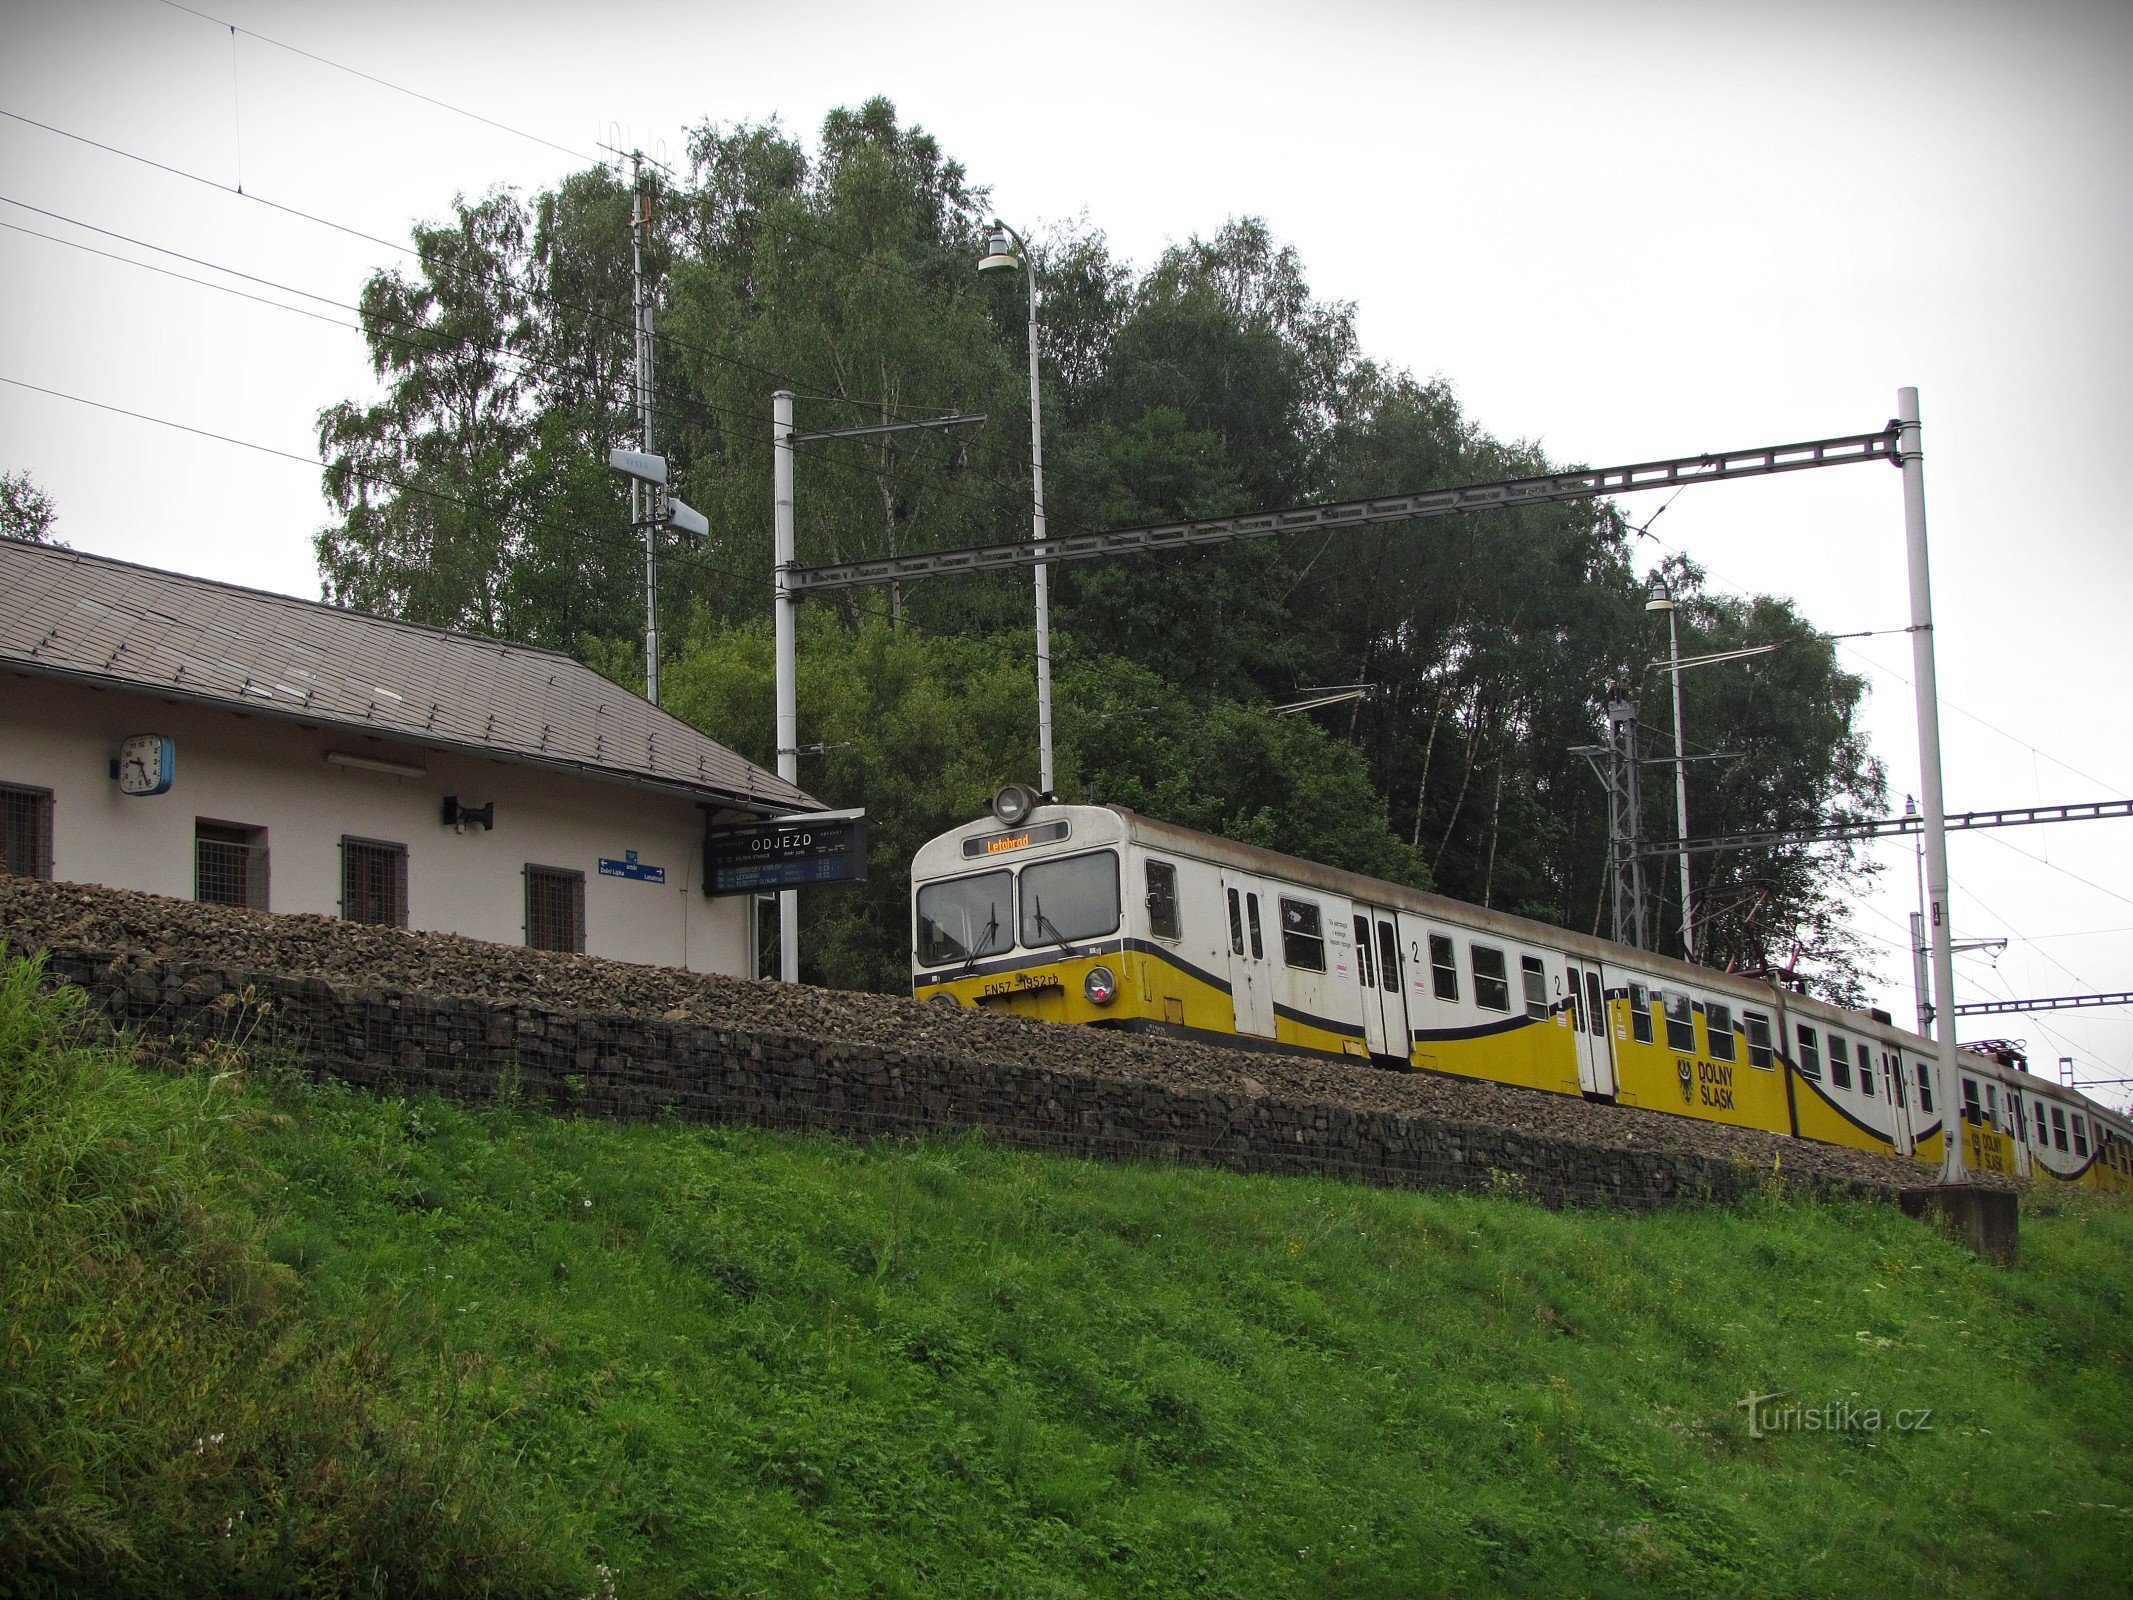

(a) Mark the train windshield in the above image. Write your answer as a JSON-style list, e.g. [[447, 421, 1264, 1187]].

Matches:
[[1019, 851, 1120, 948], [917, 870, 1013, 966]]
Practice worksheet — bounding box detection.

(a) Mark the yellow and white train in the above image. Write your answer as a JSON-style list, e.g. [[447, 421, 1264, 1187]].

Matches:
[[911, 793, 2133, 1191]]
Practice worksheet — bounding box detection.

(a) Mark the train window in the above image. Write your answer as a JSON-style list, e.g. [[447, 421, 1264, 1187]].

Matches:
[[2034, 1102, 2048, 1145], [1963, 1077, 1982, 1122], [2074, 1116, 2089, 1158], [2052, 1107, 2069, 1152], [1378, 921, 1401, 994], [1585, 971, 1604, 1036], [1629, 984, 1654, 1044], [1429, 935, 1459, 1001], [1857, 1045, 1876, 1098], [1146, 860, 1181, 941], [1354, 916, 1375, 987], [1279, 899, 1326, 971], [1246, 894, 1265, 961], [1521, 956, 1549, 1020], [1744, 1011, 1773, 1070], [1019, 851, 1121, 947], [1227, 889, 1244, 955], [1471, 945, 1511, 1013], [1796, 1025, 1822, 1080], [1828, 1034, 1852, 1090], [1705, 1003, 1736, 1062], [1985, 1083, 1999, 1129], [1565, 966, 1584, 1031], [1663, 992, 1695, 1053], [1912, 1062, 1933, 1115], [916, 870, 1014, 967], [1888, 1054, 1907, 1109]]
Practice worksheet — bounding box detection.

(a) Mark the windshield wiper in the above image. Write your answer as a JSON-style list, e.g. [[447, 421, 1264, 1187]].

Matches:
[[959, 908, 1000, 974], [1032, 896, 1078, 957]]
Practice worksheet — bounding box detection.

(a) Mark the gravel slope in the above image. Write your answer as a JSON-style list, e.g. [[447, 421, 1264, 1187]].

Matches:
[[3, 875, 1948, 1190]]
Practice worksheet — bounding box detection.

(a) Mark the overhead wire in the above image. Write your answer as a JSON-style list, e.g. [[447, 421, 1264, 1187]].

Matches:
[[0, 373, 762, 608], [0, 106, 1021, 469], [151, 0, 1054, 466], [0, 191, 1035, 525]]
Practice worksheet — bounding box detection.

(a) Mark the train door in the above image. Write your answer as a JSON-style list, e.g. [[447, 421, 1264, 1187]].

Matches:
[[1882, 1047, 1915, 1156], [1351, 912, 1388, 1059], [1355, 907, 1412, 1067], [1565, 960, 1617, 1098], [1220, 873, 1276, 1039], [1393, 911, 1443, 1040]]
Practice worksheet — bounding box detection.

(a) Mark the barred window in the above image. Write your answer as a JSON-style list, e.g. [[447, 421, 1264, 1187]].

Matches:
[[195, 820, 267, 909], [1, 783, 54, 879], [340, 836, 408, 926], [524, 864, 585, 954]]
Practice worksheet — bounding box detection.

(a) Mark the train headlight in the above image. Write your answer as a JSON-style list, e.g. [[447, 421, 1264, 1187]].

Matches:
[[1083, 965, 1118, 1006], [992, 782, 1042, 826]]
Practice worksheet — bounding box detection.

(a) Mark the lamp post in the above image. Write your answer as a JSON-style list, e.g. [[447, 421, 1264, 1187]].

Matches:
[[978, 219, 1054, 795], [1646, 580, 1696, 961]]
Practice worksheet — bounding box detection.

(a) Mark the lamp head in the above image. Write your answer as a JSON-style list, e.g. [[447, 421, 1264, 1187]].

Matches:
[[977, 224, 1019, 273], [1644, 581, 1676, 614]]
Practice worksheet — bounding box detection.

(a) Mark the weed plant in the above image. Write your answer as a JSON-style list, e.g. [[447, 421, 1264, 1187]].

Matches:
[[2, 953, 2129, 1597]]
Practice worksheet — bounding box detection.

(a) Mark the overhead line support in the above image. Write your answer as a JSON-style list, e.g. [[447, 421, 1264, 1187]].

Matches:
[[1954, 992, 2133, 1018], [1651, 797, 2133, 858], [787, 425, 1902, 593]]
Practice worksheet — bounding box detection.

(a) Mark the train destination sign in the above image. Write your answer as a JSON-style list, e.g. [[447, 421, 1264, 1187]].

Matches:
[[961, 819, 1071, 858], [704, 810, 868, 896]]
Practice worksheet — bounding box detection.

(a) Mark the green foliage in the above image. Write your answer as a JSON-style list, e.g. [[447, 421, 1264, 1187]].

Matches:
[[317, 99, 1888, 1000], [9, 971, 2130, 1596], [0, 957, 560, 1596], [661, 614, 1425, 991], [0, 468, 60, 545]]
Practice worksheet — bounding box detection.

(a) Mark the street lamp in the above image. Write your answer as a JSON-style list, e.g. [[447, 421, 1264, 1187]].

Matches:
[[1645, 580, 1696, 961], [978, 219, 1055, 795]]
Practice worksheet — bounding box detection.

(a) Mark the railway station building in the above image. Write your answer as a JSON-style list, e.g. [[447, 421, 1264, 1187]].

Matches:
[[0, 536, 816, 974]]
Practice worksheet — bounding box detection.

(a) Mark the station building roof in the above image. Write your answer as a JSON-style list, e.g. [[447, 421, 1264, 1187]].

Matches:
[[0, 536, 816, 814]]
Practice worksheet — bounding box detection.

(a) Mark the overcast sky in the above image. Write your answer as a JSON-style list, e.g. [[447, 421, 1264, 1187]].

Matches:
[[3, 0, 2128, 1107]]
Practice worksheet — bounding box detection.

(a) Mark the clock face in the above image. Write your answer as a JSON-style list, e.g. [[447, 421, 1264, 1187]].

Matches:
[[117, 734, 174, 796]]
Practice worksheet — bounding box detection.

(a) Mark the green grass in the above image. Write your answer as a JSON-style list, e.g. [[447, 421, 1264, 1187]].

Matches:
[[3, 953, 2130, 1598]]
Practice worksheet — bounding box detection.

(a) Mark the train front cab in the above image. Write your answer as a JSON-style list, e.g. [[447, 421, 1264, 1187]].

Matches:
[[910, 805, 1146, 1027]]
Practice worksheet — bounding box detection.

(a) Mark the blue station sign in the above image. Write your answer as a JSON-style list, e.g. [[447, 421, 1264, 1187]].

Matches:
[[599, 850, 668, 884]]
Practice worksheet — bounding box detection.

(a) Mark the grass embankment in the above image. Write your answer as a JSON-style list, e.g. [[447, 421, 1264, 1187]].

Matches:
[[3, 955, 2130, 1598]]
